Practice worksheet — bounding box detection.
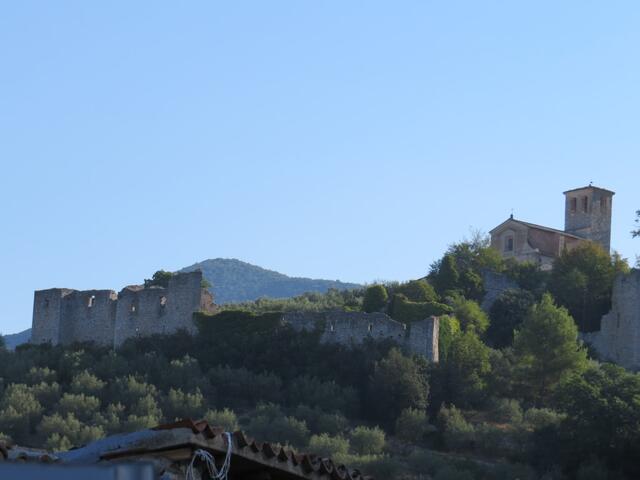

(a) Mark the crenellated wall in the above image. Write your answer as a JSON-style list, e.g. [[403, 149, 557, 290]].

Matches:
[[282, 310, 439, 362], [31, 271, 216, 348]]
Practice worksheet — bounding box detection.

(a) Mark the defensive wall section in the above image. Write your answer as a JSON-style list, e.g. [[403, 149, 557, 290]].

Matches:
[[31, 271, 216, 348], [480, 269, 640, 371], [282, 310, 439, 362], [581, 270, 640, 370]]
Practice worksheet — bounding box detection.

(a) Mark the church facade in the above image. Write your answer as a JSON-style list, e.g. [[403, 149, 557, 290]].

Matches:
[[490, 185, 614, 269]]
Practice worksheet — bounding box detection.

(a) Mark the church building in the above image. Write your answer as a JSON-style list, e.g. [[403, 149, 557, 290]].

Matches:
[[489, 185, 614, 270]]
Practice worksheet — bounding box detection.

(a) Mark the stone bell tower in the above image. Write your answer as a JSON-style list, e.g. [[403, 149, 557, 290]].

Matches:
[[564, 185, 615, 252]]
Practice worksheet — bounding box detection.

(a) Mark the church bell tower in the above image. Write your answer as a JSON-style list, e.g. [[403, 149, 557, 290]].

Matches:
[[564, 185, 615, 252]]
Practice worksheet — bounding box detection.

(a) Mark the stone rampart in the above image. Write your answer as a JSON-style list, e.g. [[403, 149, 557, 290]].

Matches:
[[282, 310, 439, 362], [31, 271, 215, 348], [581, 270, 640, 370], [481, 270, 518, 311]]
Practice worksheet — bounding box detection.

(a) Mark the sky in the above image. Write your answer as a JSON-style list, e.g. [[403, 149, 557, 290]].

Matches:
[[1, 1, 639, 334]]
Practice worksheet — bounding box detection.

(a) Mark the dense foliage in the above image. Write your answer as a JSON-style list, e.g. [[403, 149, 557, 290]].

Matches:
[[2, 236, 638, 479]]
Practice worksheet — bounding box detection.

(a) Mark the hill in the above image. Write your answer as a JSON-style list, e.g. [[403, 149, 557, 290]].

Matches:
[[2, 328, 31, 350], [180, 258, 361, 304]]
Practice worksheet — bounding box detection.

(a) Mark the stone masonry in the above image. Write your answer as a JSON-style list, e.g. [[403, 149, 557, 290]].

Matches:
[[581, 270, 640, 370], [31, 271, 216, 348], [282, 310, 439, 362]]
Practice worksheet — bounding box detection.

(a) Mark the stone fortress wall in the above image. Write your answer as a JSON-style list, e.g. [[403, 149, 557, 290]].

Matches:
[[31, 271, 216, 348], [483, 269, 640, 371], [283, 310, 439, 362], [581, 270, 640, 370]]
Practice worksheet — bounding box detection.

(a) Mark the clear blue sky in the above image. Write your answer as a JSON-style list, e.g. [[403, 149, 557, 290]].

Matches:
[[1, 2, 639, 334]]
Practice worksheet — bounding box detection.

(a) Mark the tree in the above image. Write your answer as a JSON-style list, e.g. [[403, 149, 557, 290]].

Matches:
[[486, 289, 535, 348], [439, 331, 492, 408], [368, 348, 428, 424], [429, 237, 503, 301], [144, 270, 174, 288], [548, 242, 629, 332], [550, 363, 640, 477], [350, 426, 385, 455], [393, 280, 438, 303], [308, 433, 350, 457], [362, 284, 388, 313], [451, 297, 489, 334], [513, 294, 587, 405], [633, 210, 640, 238], [395, 407, 431, 442]]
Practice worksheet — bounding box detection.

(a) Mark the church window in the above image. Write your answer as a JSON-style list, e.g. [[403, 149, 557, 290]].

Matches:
[[570, 197, 577, 213], [160, 296, 167, 307], [368, 323, 373, 333], [505, 236, 514, 252], [130, 303, 136, 313], [88, 295, 95, 308], [601, 197, 608, 211], [582, 196, 588, 212], [330, 323, 334, 332]]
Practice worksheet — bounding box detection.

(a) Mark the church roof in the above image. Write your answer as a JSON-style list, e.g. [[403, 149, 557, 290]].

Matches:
[[490, 217, 584, 240]]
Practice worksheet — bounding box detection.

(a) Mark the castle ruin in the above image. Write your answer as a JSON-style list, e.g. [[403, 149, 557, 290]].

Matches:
[[282, 311, 439, 362], [31, 271, 216, 347]]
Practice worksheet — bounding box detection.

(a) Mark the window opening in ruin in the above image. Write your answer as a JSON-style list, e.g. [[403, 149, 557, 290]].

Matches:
[[582, 196, 588, 212], [130, 303, 136, 313], [601, 197, 608, 210], [160, 296, 167, 307], [88, 295, 95, 308], [505, 236, 514, 252], [330, 323, 334, 332], [570, 197, 577, 213], [368, 323, 373, 332]]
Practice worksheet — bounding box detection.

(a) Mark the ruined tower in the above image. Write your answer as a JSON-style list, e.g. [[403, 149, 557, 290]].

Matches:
[[563, 185, 614, 252]]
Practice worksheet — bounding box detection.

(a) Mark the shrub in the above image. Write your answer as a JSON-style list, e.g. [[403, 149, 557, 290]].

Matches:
[[390, 294, 452, 323], [70, 370, 106, 396], [489, 398, 523, 424], [204, 408, 239, 432], [437, 405, 475, 451], [164, 388, 205, 420], [523, 408, 564, 430], [57, 393, 101, 422], [363, 285, 389, 313], [394, 280, 439, 303], [308, 433, 350, 457], [287, 376, 358, 415], [26, 367, 57, 385], [395, 408, 431, 443], [29, 382, 61, 408], [451, 297, 489, 334], [293, 405, 348, 435], [350, 426, 385, 455], [39, 413, 104, 449]]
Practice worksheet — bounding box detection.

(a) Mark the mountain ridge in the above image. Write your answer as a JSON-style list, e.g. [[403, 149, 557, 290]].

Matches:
[[180, 258, 362, 304]]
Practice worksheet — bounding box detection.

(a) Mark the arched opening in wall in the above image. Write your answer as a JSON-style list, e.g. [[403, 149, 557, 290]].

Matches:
[[329, 323, 334, 332], [160, 296, 167, 307], [130, 303, 136, 313], [368, 323, 373, 333], [570, 197, 577, 213], [582, 196, 589, 212], [88, 295, 96, 308]]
